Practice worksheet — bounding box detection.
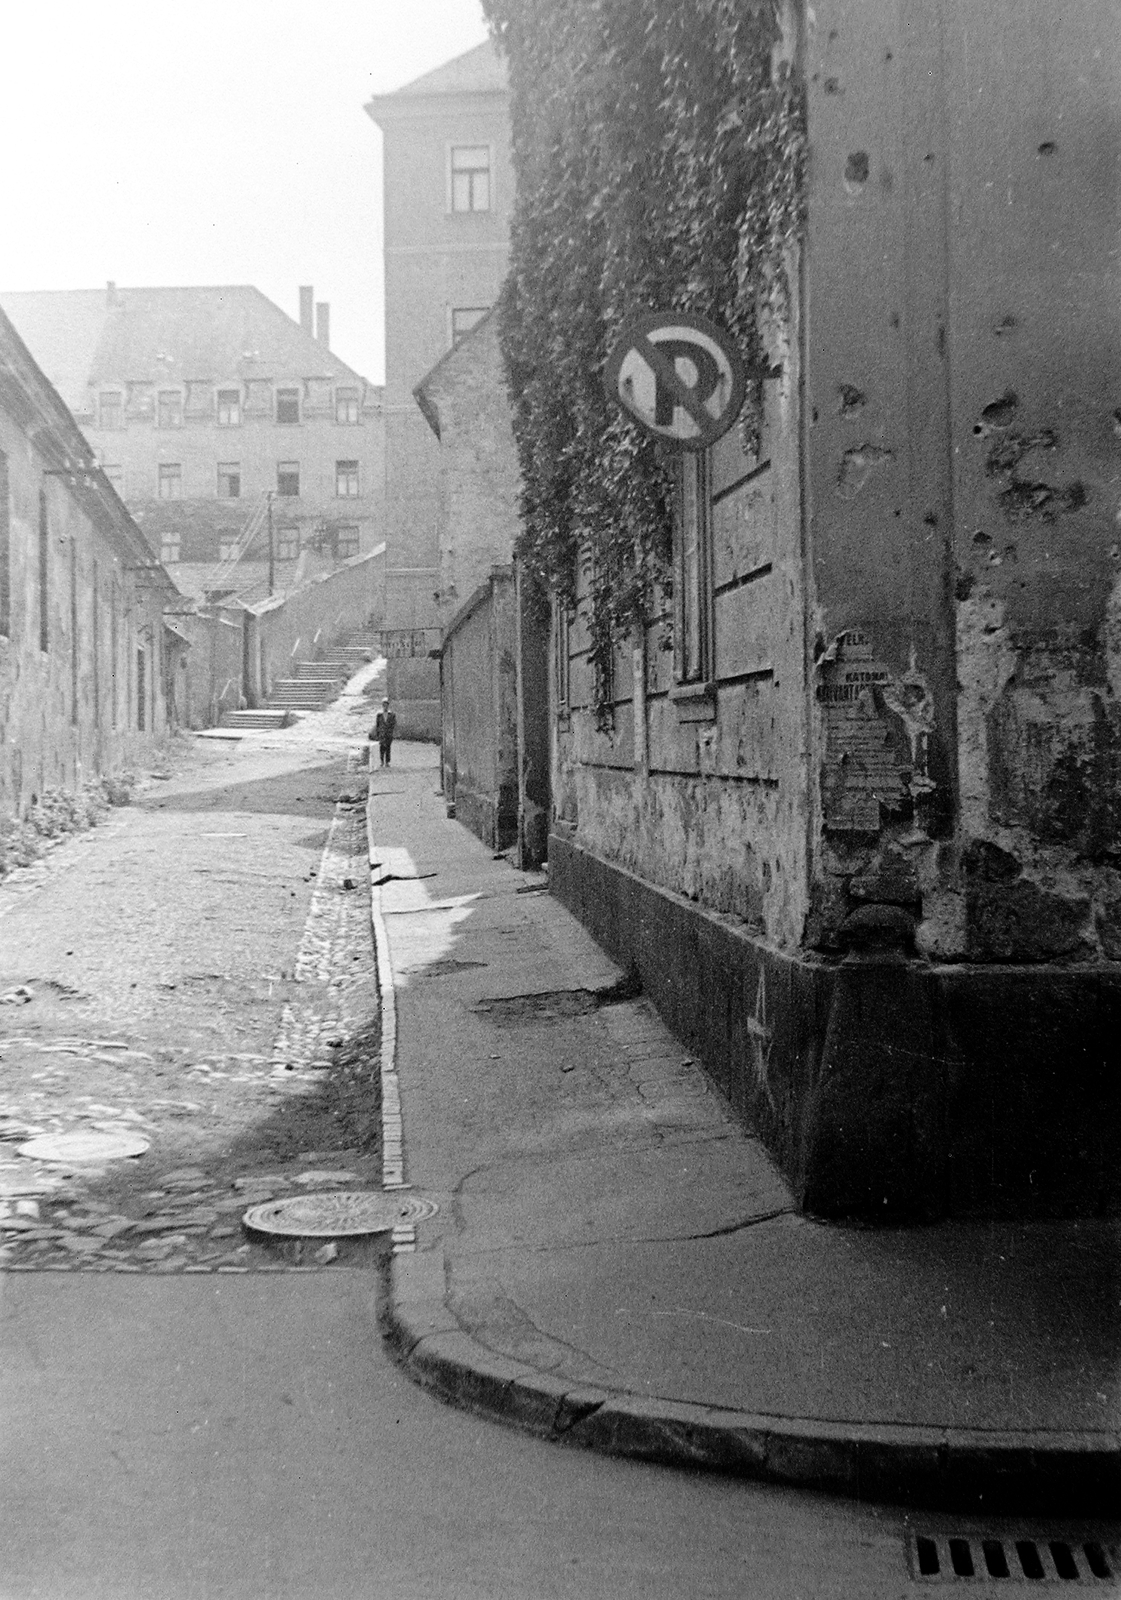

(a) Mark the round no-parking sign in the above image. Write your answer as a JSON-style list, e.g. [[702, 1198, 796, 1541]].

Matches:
[[603, 310, 747, 450]]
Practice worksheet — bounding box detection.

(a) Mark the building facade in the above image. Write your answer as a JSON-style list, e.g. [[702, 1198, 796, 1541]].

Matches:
[[0, 285, 385, 605], [534, 0, 1121, 1222], [415, 308, 549, 863], [366, 42, 512, 736], [0, 307, 178, 826]]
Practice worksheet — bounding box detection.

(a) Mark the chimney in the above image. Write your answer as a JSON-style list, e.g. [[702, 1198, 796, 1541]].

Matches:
[[106, 280, 120, 308], [315, 302, 330, 350], [299, 285, 314, 334]]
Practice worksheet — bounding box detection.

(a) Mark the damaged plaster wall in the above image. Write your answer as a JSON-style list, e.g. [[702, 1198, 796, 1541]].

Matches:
[[805, 0, 1121, 968]]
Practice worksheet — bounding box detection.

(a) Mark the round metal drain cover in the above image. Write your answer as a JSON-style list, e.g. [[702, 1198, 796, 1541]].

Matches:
[[242, 1190, 438, 1238], [18, 1130, 150, 1164]]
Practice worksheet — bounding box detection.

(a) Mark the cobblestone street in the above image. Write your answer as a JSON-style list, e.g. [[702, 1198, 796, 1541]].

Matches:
[[0, 736, 383, 1275]]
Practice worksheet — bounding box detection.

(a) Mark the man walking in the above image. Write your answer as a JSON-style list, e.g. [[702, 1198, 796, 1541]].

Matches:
[[371, 697, 397, 768]]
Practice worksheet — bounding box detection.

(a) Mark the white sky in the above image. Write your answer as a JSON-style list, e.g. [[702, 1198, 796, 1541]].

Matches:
[[1, 0, 491, 386]]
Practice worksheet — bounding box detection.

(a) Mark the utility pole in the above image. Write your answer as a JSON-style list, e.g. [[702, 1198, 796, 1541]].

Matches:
[[266, 491, 275, 596]]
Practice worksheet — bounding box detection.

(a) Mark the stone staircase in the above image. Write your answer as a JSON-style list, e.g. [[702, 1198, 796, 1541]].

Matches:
[[217, 630, 383, 729], [264, 657, 350, 713]]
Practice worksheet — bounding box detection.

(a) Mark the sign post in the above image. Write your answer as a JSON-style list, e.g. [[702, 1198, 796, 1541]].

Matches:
[[603, 310, 755, 450]]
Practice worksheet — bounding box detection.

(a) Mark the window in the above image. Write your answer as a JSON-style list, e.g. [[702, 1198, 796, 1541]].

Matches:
[[38, 489, 49, 652], [160, 534, 181, 564], [451, 306, 489, 346], [335, 460, 359, 498], [98, 391, 123, 430], [675, 451, 713, 685], [335, 387, 360, 425], [334, 525, 360, 559], [157, 390, 183, 429], [276, 526, 300, 561], [450, 144, 491, 211], [0, 449, 9, 637], [137, 646, 146, 731], [217, 388, 241, 426], [217, 462, 241, 499], [158, 463, 183, 499], [218, 537, 240, 563], [102, 464, 123, 489], [554, 600, 570, 715], [276, 388, 300, 425], [277, 461, 300, 497]]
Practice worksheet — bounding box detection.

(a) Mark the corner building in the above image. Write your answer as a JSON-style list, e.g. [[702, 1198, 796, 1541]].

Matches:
[[366, 42, 511, 736]]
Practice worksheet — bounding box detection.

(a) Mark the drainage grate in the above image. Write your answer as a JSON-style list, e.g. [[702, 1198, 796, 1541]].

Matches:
[[908, 1533, 1120, 1585]]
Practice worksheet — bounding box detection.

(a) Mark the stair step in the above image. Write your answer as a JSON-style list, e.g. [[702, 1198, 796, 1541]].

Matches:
[[221, 710, 292, 729]]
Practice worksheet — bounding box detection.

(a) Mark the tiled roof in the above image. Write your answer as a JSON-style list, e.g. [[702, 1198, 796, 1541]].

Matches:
[[381, 40, 507, 99], [0, 286, 372, 408]]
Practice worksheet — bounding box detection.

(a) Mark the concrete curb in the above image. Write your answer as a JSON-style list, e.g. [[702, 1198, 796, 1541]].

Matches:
[[382, 1248, 1119, 1512]]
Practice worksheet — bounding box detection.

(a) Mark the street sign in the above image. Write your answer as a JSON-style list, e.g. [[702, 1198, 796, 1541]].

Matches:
[[603, 310, 748, 450]]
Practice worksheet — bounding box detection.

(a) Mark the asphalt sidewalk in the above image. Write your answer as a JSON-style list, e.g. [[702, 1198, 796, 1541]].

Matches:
[[368, 749, 1120, 1511]]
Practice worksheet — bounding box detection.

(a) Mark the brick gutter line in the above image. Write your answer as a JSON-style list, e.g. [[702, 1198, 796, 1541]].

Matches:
[[364, 777, 1119, 1511], [366, 778, 407, 1202]]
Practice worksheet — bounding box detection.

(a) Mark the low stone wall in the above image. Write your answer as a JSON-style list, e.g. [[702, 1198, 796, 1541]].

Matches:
[[549, 831, 1121, 1224]]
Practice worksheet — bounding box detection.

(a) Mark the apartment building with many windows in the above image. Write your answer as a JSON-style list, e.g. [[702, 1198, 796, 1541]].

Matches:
[[365, 40, 511, 735], [0, 284, 384, 601]]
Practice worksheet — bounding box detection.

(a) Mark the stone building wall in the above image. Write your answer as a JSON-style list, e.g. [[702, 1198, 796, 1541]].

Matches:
[[547, 0, 1121, 1222], [0, 311, 176, 826]]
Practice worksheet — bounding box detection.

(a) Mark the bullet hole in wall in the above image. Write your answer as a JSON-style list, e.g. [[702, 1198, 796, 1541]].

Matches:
[[837, 384, 865, 417], [923, 511, 939, 528], [824, 76, 841, 94], [844, 151, 870, 189], [972, 530, 992, 548], [980, 392, 1019, 430], [994, 315, 1017, 337], [1037, 141, 1057, 157]]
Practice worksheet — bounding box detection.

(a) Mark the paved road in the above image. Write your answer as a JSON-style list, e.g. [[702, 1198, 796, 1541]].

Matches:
[[0, 726, 1063, 1599]]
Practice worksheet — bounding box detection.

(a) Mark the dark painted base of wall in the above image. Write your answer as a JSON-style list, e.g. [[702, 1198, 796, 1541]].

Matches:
[[549, 833, 1121, 1223], [455, 786, 518, 853]]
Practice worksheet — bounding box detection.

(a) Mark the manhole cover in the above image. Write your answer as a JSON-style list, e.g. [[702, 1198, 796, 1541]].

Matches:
[[242, 1191, 438, 1238], [17, 1130, 150, 1163]]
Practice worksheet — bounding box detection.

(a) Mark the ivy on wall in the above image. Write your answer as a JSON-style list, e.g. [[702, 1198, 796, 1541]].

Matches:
[[483, 0, 806, 715]]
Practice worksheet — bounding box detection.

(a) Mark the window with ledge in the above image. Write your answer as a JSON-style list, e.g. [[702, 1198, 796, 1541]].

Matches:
[[277, 461, 300, 497], [449, 144, 491, 212], [554, 599, 571, 718], [157, 463, 183, 500], [98, 391, 123, 430], [217, 462, 241, 499], [157, 390, 183, 429], [160, 534, 181, 564], [276, 388, 300, 425], [218, 537, 240, 562], [217, 388, 241, 426], [0, 449, 9, 637], [276, 526, 300, 561], [334, 524, 360, 559], [451, 306, 489, 347], [335, 387, 360, 425], [674, 450, 714, 688], [335, 460, 359, 498]]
